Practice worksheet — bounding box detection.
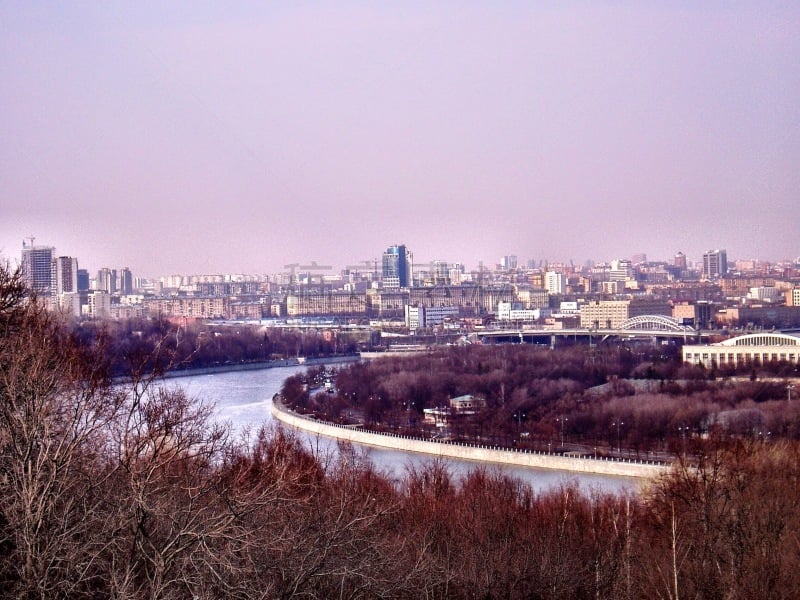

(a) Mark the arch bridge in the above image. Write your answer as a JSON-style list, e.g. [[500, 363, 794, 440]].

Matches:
[[475, 315, 701, 346], [620, 315, 696, 333]]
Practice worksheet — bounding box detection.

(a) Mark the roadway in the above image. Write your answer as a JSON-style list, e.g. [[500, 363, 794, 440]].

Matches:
[[474, 327, 713, 346]]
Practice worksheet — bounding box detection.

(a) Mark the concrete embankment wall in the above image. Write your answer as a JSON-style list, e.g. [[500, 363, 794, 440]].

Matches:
[[271, 400, 670, 479]]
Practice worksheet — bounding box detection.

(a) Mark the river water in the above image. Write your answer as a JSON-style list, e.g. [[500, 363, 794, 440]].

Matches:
[[164, 364, 642, 494]]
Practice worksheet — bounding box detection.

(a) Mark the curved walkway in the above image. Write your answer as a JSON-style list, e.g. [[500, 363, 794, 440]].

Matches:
[[271, 397, 671, 479]]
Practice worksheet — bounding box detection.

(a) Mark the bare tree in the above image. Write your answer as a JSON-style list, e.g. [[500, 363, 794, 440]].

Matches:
[[0, 268, 121, 597]]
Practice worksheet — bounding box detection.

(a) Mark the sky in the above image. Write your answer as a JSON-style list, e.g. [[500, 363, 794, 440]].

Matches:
[[1, 2, 798, 278]]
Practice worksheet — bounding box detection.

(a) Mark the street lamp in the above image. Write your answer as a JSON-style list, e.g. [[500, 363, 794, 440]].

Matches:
[[556, 417, 568, 449], [788, 384, 796, 402], [612, 420, 624, 454], [678, 425, 689, 457]]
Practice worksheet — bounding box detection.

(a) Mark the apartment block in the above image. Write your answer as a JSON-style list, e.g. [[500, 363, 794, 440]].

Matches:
[[366, 289, 408, 317], [787, 288, 800, 307], [21, 243, 54, 295], [286, 291, 367, 317], [87, 291, 112, 319], [703, 249, 728, 280], [579, 298, 671, 329], [544, 271, 565, 295], [145, 297, 232, 319], [580, 300, 630, 329], [53, 256, 79, 295]]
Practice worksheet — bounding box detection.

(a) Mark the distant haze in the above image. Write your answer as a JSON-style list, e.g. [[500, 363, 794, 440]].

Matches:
[[1, 3, 798, 276]]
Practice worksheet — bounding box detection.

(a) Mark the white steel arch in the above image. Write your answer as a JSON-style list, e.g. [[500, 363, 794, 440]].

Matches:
[[717, 332, 800, 347], [621, 315, 694, 332]]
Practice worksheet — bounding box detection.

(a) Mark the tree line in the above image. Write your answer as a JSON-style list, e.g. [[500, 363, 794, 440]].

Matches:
[[284, 343, 800, 458], [3, 262, 800, 598], [68, 316, 362, 377]]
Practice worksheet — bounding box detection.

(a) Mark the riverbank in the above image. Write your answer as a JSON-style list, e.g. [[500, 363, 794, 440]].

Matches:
[[152, 354, 360, 380], [271, 396, 671, 479]]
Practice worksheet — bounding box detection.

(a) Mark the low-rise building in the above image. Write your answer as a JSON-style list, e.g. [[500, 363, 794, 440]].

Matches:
[[683, 333, 800, 367], [145, 296, 231, 319], [111, 303, 147, 320], [449, 394, 486, 413], [405, 304, 460, 330], [423, 394, 487, 427], [497, 301, 544, 322]]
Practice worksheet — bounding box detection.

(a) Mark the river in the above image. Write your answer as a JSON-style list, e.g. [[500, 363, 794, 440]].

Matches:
[[164, 364, 644, 494]]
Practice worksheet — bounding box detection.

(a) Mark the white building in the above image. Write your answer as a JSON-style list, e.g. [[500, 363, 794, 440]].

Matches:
[[544, 271, 565, 295], [703, 249, 728, 280], [747, 287, 779, 303], [601, 280, 624, 295], [609, 259, 633, 282], [86, 291, 112, 319], [449, 265, 464, 285], [405, 305, 459, 330], [497, 301, 547, 322], [683, 333, 800, 367], [559, 301, 580, 315], [56, 292, 82, 318]]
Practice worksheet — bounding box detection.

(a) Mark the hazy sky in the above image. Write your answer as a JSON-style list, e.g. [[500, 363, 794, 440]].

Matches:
[[1, 2, 798, 277]]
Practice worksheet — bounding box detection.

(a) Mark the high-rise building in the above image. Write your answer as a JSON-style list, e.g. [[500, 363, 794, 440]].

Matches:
[[118, 267, 133, 295], [449, 263, 465, 285], [544, 271, 565, 295], [96, 268, 117, 293], [674, 251, 687, 271], [77, 269, 90, 291], [52, 256, 79, 296], [609, 259, 633, 282], [432, 260, 450, 285], [21, 241, 54, 295], [382, 244, 412, 288], [703, 249, 728, 280], [500, 255, 518, 270]]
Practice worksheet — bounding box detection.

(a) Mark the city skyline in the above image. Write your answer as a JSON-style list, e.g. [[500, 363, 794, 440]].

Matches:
[[2, 3, 798, 276], [10, 237, 797, 284]]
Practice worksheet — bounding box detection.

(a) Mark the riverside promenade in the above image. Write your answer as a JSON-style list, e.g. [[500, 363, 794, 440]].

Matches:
[[271, 397, 671, 479]]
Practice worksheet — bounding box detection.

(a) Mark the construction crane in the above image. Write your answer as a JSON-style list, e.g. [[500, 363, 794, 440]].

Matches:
[[343, 259, 379, 280], [283, 261, 333, 292]]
